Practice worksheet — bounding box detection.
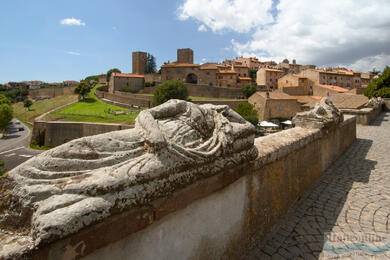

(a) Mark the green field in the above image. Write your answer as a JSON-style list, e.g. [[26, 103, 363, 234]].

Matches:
[[44, 85, 138, 125], [13, 94, 78, 126]]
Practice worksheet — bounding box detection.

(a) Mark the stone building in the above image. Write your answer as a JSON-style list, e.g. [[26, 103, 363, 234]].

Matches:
[[256, 68, 284, 90], [161, 49, 255, 88], [132, 51, 147, 75], [108, 73, 145, 93], [98, 74, 107, 84], [177, 48, 194, 64], [299, 68, 354, 89], [249, 91, 304, 121], [278, 74, 311, 95]]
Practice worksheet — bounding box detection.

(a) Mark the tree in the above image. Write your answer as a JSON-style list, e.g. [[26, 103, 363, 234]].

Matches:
[[145, 53, 157, 74], [0, 94, 11, 105], [106, 68, 121, 83], [364, 66, 390, 98], [235, 103, 259, 126], [242, 85, 257, 99], [74, 82, 92, 101], [250, 69, 258, 79], [0, 103, 13, 134], [23, 99, 33, 111], [370, 68, 380, 75], [0, 159, 6, 176], [152, 80, 189, 106]]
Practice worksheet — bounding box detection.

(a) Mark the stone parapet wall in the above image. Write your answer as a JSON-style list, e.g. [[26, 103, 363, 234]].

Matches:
[[341, 107, 382, 125], [32, 121, 133, 147], [384, 98, 390, 111], [26, 115, 356, 260], [28, 86, 76, 99]]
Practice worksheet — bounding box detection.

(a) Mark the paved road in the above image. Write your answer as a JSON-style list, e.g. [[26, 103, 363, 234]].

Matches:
[[245, 112, 390, 259], [0, 120, 43, 171]]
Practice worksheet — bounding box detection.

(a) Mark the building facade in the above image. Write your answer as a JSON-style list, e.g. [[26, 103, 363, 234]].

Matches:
[[108, 73, 145, 93], [256, 68, 284, 90], [132, 52, 147, 75]]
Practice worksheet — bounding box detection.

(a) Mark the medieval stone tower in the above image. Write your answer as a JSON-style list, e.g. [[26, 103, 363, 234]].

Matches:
[[132, 51, 147, 75], [177, 48, 194, 64]]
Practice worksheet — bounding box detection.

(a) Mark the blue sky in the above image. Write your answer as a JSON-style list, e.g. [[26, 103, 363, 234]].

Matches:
[[0, 0, 249, 83], [1, 0, 389, 83]]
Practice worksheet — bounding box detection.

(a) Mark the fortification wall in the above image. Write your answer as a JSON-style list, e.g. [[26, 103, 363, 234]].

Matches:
[[28, 86, 76, 99], [139, 83, 244, 99], [341, 107, 383, 125], [30, 116, 356, 259], [32, 121, 133, 147]]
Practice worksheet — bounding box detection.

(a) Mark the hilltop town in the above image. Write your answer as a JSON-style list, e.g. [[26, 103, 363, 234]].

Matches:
[[0, 47, 390, 260]]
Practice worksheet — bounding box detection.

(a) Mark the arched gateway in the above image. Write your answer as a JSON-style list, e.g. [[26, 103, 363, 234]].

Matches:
[[186, 73, 198, 84]]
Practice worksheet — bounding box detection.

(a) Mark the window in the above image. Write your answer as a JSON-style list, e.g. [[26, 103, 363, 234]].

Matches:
[[286, 80, 288, 83], [270, 79, 273, 82], [230, 76, 232, 79], [209, 82, 213, 86], [177, 70, 182, 74], [167, 70, 170, 74], [206, 72, 210, 75]]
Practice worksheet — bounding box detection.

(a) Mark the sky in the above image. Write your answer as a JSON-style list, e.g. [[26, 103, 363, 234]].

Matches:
[[1, 0, 389, 83]]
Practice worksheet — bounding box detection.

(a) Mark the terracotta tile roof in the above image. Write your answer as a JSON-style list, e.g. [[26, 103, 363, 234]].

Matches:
[[294, 96, 322, 107], [217, 70, 237, 74], [318, 84, 349, 93], [162, 63, 200, 68], [265, 68, 284, 72], [114, 73, 144, 78], [329, 93, 369, 109], [200, 67, 218, 70], [238, 77, 252, 80], [257, 91, 297, 100]]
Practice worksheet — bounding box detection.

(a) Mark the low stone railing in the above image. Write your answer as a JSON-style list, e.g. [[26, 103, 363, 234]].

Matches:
[[0, 98, 356, 260]]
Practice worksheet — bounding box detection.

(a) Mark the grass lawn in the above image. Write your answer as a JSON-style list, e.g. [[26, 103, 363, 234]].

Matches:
[[13, 94, 78, 126], [44, 85, 138, 125]]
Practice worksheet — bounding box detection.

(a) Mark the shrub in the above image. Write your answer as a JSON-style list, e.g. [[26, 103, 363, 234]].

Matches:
[[119, 87, 139, 94], [151, 80, 189, 107], [364, 66, 390, 98], [235, 103, 259, 126], [0, 103, 13, 133], [74, 82, 92, 101], [242, 85, 257, 98]]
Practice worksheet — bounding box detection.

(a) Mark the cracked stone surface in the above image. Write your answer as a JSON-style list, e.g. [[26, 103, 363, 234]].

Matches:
[[0, 100, 258, 257], [244, 111, 390, 259]]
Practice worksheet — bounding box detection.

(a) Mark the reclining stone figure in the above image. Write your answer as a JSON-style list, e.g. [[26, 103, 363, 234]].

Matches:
[[292, 97, 343, 129], [0, 99, 258, 249]]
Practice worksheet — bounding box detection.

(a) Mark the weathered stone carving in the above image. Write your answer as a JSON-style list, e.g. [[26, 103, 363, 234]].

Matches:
[[0, 99, 257, 253], [365, 97, 384, 109], [292, 97, 343, 129]]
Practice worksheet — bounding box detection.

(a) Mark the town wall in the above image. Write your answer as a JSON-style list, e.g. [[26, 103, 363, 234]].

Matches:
[[32, 121, 133, 147], [31, 116, 356, 260], [96, 88, 246, 110], [28, 86, 76, 99], [140, 83, 244, 99]]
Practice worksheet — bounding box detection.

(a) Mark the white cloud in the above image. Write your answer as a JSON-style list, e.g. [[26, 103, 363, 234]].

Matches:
[[112, 26, 117, 31], [178, 0, 274, 33], [178, 0, 390, 72], [60, 18, 86, 26], [67, 51, 81, 56], [198, 24, 207, 32], [346, 54, 390, 73]]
